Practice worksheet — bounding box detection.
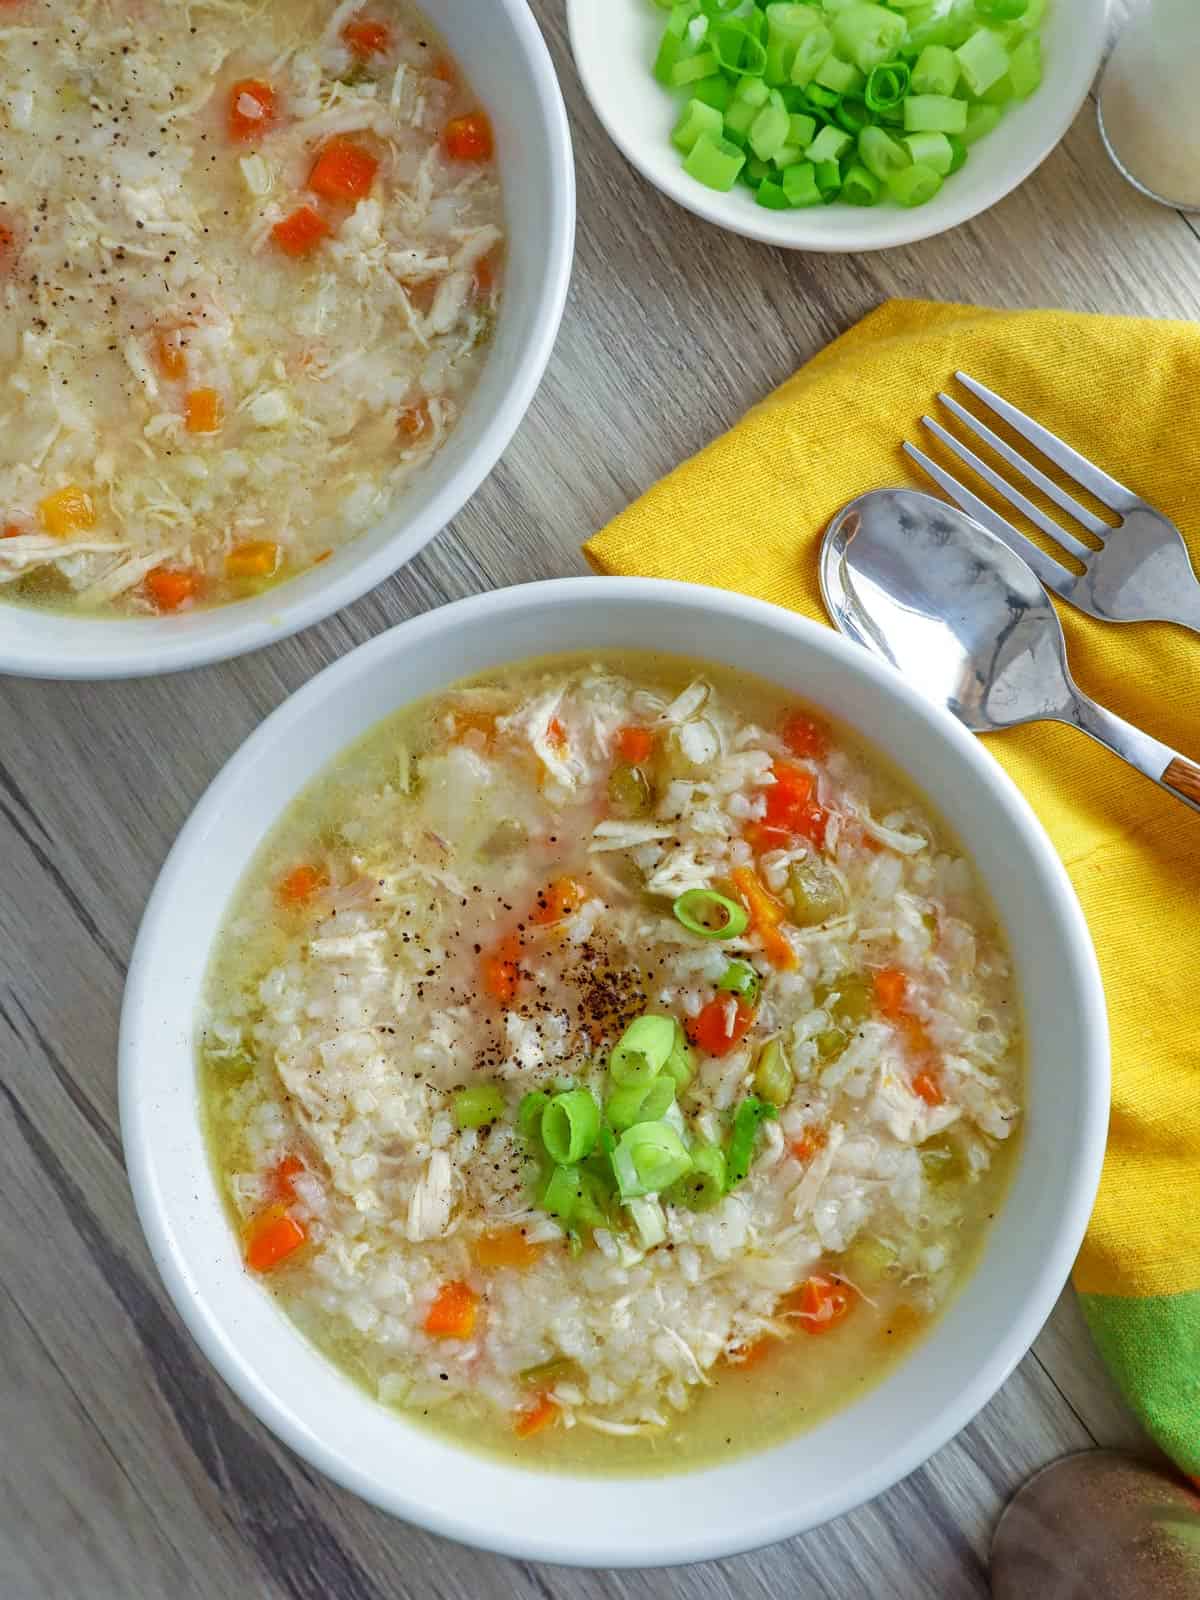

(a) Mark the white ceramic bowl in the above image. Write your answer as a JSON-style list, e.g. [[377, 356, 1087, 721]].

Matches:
[[567, 0, 1108, 252], [120, 577, 1109, 1567], [0, 0, 573, 681]]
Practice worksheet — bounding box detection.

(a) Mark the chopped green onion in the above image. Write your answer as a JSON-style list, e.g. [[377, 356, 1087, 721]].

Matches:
[[803, 82, 841, 110], [712, 20, 769, 77], [858, 123, 911, 180], [833, 96, 870, 135], [726, 1095, 778, 1190], [743, 154, 772, 186], [945, 133, 967, 174], [717, 959, 760, 1001], [666, 1142, 727, 1210], [832, 3, 907, 73], [788, 26, 833, 87], [672, 888, 749, 940], [787, 111, 817, 147], [672, 96, 725, 153], [609, 1013, 676, 1087], [542, 1088, 601, 1165], [541, 1164, 584, 1224], [910, 43, 959, 97], [607, 1071, 676, 1131], [864, 60, 909, 112], [976, 0, 1028, 19], [903, 92, 968, 134], [682, 130, 746, 190], [813, 52, 862, 94], [626, 1195, 667, 1249], [954, 28, 1010, 97], [962, 101, 1002, 144], [771, 142, 804, 170], [753, 1037, 793, 1107], [662, 1021, 696, 1089], [612, 1121, 693, 1199], [1008, 34, 1041, 99], [841, 162, 880, 204], [887, 160, 942, 206], [690, 73, 734, 111], [749, 91, 790, 159], [755, 178, 790, 209], [518, 1356, 573, 1387], [781, 160, 821, 206], [454, 1082, 505, 1129], [518, 1089, 550, 1141], [806, 123, 853, 163], [670, 47, 720, 87], [813, 159, 841, 200], [653, 5, 700, 87], [902, 129, 954, 175]]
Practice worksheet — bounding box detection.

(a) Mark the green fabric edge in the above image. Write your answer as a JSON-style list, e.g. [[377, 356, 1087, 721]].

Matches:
[[1080, 1288, 1200, 1476]]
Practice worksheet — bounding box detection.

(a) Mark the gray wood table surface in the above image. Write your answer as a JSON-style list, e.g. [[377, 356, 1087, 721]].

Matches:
[[3, 4, 1194, 1596]]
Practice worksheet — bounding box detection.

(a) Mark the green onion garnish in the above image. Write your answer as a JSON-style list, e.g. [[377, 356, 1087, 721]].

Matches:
[[517, 1089, 550, 1142], [725, 1095, 778, 1190], [612, 1121, 693, 1200], [864, 61, 910, 113], [606, 1071, 676, 1132], [672, 888, 749, 940], [662, 1020, 696, 1089], [666, 1142, 727, 1210], [717, 959, 760, 1001], [626, 1195, 668, 1250], [541, 1088, 601, 1166], [609, 1013, 676, 1087], [541, 1164, 584, 1224], [453, 1082, 506, 1130]]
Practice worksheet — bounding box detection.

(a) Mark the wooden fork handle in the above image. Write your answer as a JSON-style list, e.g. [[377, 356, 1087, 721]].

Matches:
[[1163, 757, 1200, 809]]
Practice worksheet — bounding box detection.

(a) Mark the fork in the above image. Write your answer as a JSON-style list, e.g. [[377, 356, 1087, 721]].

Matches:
[[902, 372, 1200, 635]]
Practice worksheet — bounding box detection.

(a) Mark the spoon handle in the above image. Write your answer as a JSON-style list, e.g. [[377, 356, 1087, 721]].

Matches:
[[1070, 694, 1200, 815]]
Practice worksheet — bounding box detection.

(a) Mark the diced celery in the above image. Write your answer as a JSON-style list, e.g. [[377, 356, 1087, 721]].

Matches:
[[903, 92, 968, 134]]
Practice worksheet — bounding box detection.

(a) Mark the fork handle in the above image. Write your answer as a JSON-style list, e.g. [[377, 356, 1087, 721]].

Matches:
[[1069, 694, 1200, 816]]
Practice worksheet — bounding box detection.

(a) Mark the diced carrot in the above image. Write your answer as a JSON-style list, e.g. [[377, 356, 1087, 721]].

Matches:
[[308, 138, 378, 203], [780, 1274, 855, 1335], [763, 759, 829, 848], [431, 54, 456, 84], [423, 1280, 479, 1340], [546, 715, 568, 752], [272, 205, 330, 257], [482, 932, 521, 1005], [686, 995, 755, 1058], [277, 863, 329, 906], [185, 387, 223, 434], [2, 523, 23, 539], [742, 820, 792, 856], [270, 1153, 305, 1201], [342, 17, 391, 57], [244, 1205, 306, 1273], [513, 1392, 558, 1439], [472, 1227, 543, 1272], [912, 1070, 944, 1107], [529, 875, 587, 926], [789, 1126, 827, 1163], [614, 725, 655, 765], [38, 484, 95, 537], [873, 967, 908, 1019], [730, 865, 797, 972], [451, 708, 496, 745], [472, 247, 500, 299], [726, 1337, 772, 1370], [225, 540, 281, 580], [155, 325, 188, 380], [780, 711, 830, 762], [312, 549, 333, 565], [397, 401, 430, 440], [228, 78, 275, 142], [144, 568, 202, 612], [443, 111, 493, 162]]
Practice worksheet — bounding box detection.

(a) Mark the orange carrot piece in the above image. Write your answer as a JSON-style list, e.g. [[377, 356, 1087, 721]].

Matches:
[[686, 995, 755, 1058], [397, 401, 430, 440], [781, 1274, 855, 1335], [423, 1280, 479, 1339], [309, 138, 378, 202], [451, 708, 496, 745], [277, 863, 329, 906], [780, 711, 830, 762], [38, 484, 95, 537], [272, 205, 330, 257], [482, 932, 521, 1005], [225, 540, 280, 580], [185, 387, 223, 434], [529, 875, 587, 927], [789, 1126, 828, 1163], [228, 78, 275, 142], [472, 1227, 543, 1272], [513, 1392, 558, 1439], [912, 1070, 945, 1107], [144, 568, 202, 612], [443, 111, 493, 162], [244, 1205, 306, 1272], [615, 725, 655, 765], [2, 523, 23, 539], [270, 1154, 305, 1201], [726, 1337, 772, 1370], [472, 247, 500, 299], [546, 715, 568, 751], [873, 967, 908, 1019], [431, 54, 456, 84], [155, 326, 188, 380], [342, 17, 391, 57], [731, 865, 797, 971]]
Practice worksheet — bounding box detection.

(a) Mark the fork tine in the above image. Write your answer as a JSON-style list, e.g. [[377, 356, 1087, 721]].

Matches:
[[921, 414, 1095, 562], [937, 392, 1111, 539], [902, 440, 1078, 599], [955, 372, 1136, 513]]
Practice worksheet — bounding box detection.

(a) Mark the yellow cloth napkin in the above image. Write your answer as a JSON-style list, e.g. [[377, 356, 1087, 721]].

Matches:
[[585, 299, 1200, 1473]]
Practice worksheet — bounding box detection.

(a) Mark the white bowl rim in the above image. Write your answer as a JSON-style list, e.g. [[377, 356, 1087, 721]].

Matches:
[[565, 0, 1109, 253], [120, 575, 1110, 1566], [0, 0, 575, 681]]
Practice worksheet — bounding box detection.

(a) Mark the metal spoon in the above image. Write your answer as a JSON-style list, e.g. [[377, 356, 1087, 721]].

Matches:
[[820, 489, 1200, 815]]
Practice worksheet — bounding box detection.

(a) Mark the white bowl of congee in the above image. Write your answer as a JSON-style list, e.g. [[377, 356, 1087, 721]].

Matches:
[[0, 0, 572, 678], [120, 578, 1109, 1564]]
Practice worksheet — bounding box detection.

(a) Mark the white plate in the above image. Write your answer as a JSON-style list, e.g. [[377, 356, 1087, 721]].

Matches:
[[567, 0, 1108, 251]]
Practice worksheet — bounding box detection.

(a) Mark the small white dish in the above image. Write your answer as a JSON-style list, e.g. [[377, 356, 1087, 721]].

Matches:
[[566, 0, 1108, 252], [0, 0, 574, 680], [120, 576, 1109, 1567]]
